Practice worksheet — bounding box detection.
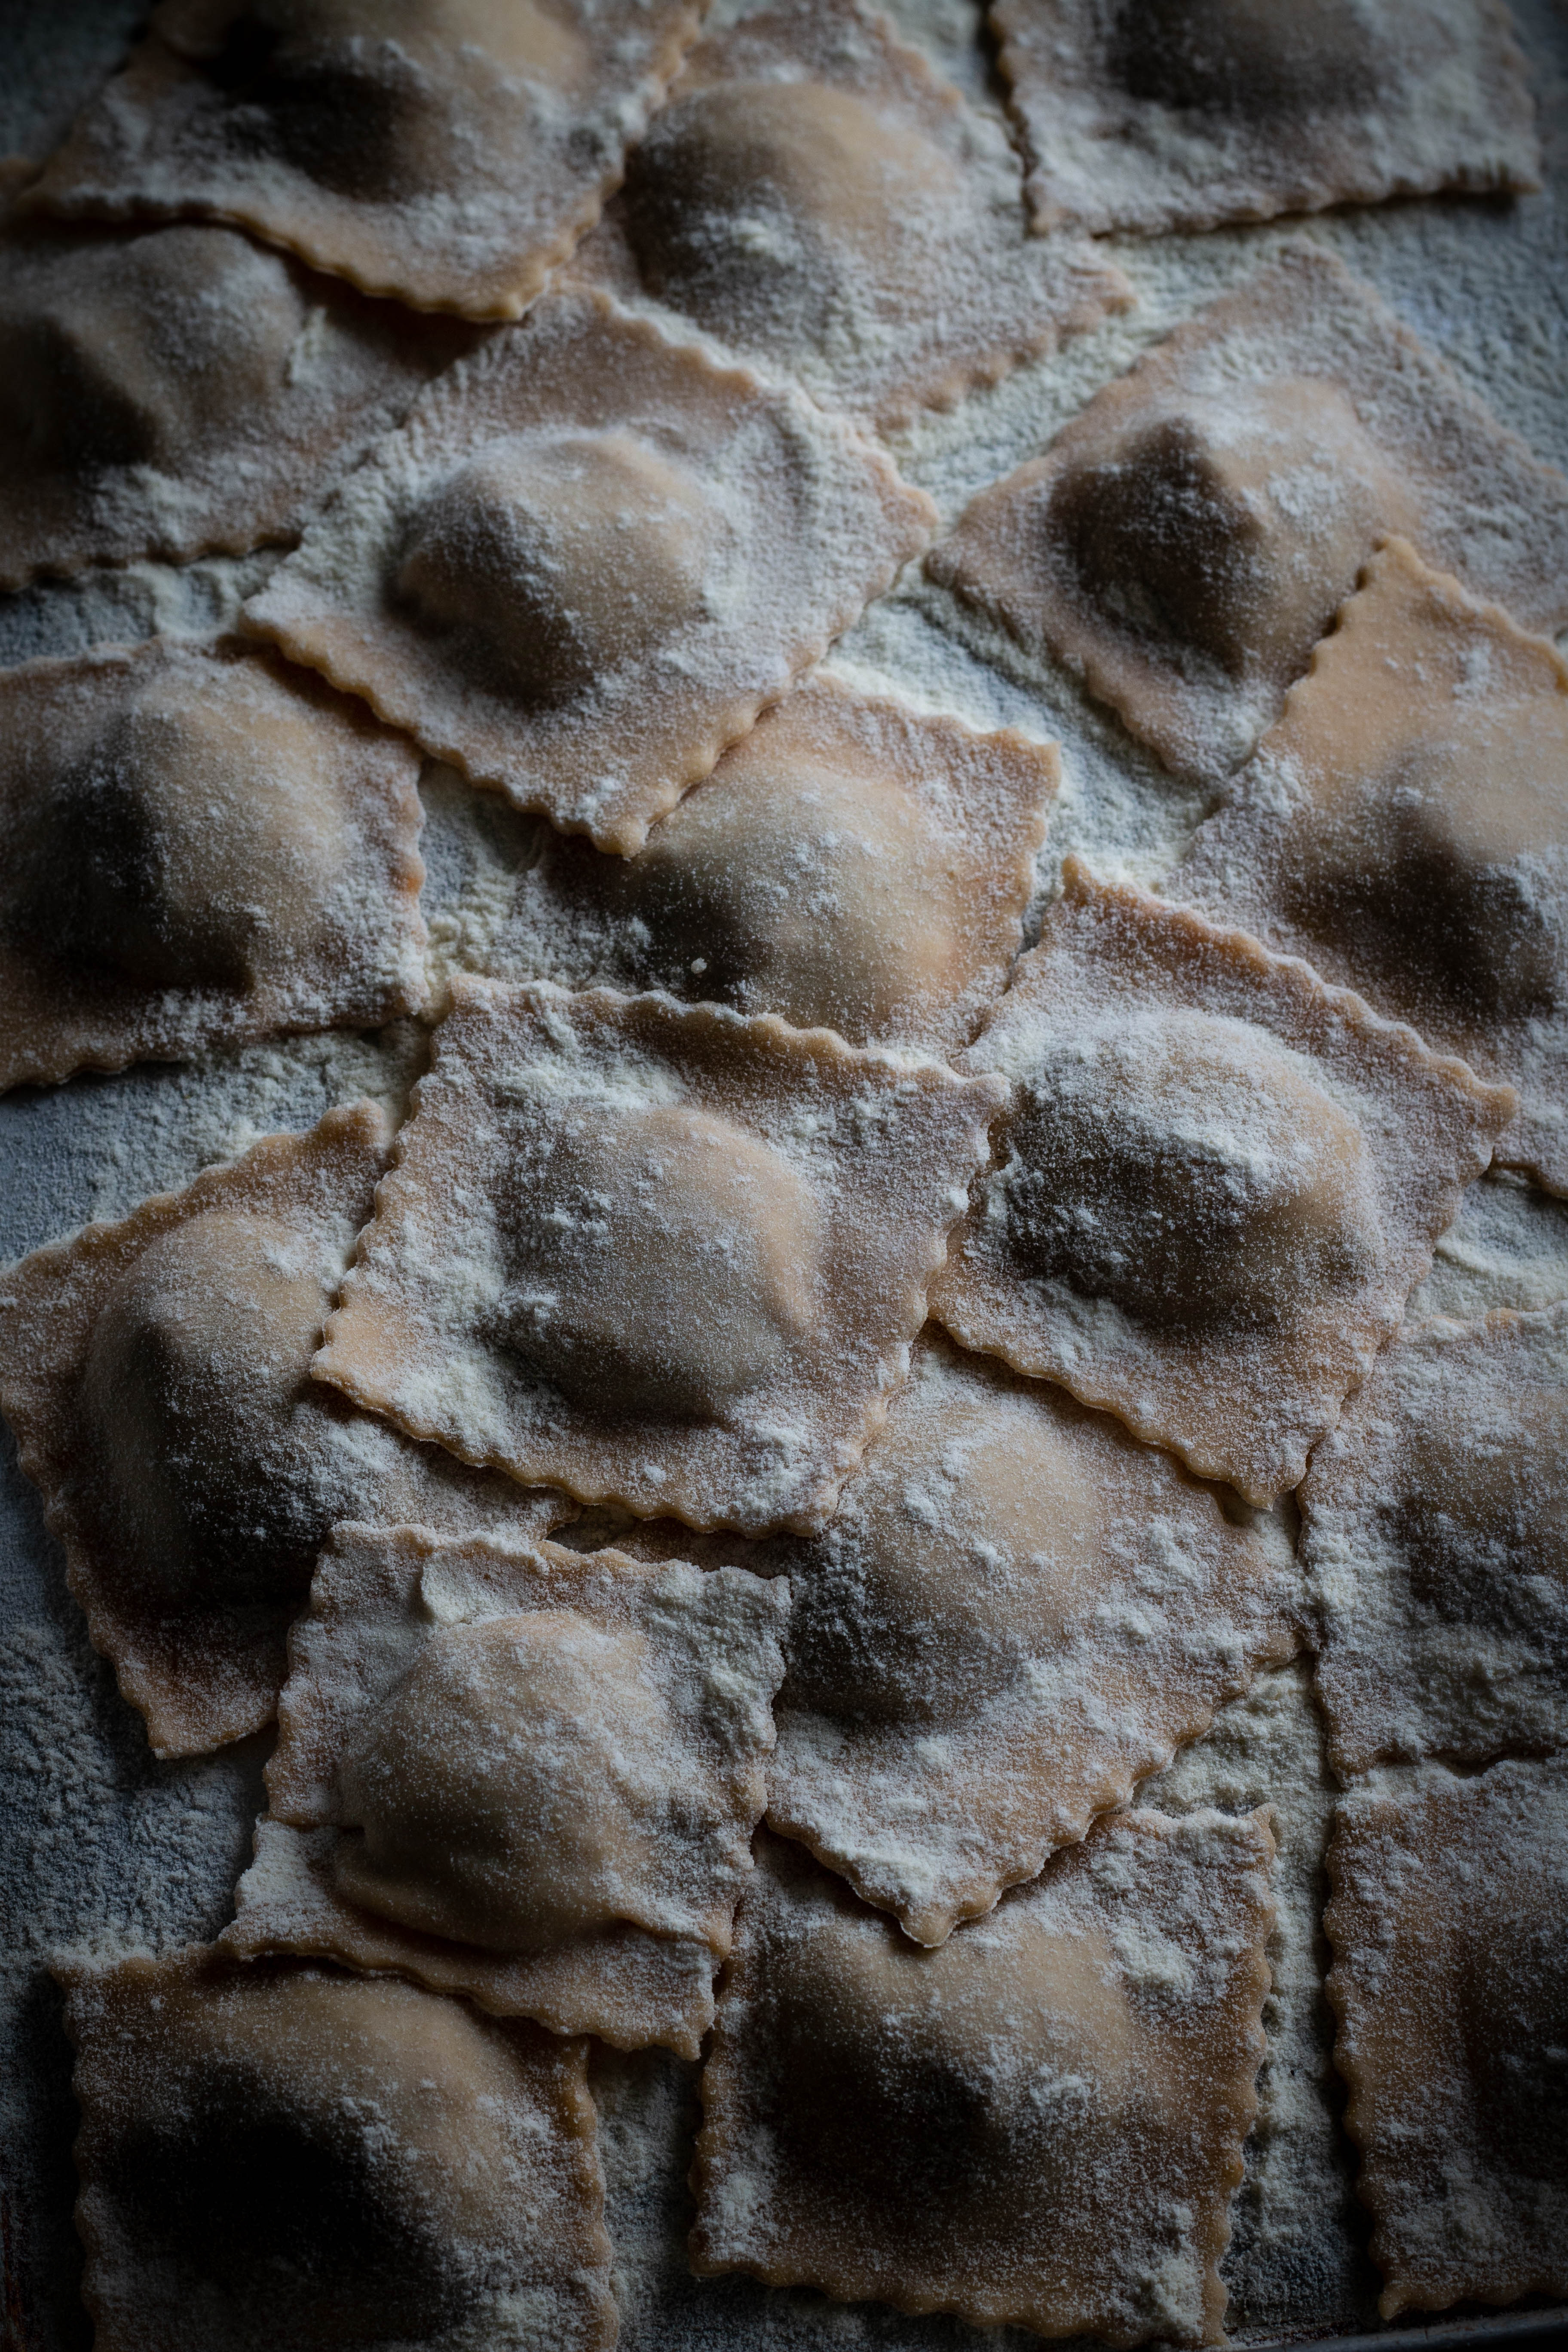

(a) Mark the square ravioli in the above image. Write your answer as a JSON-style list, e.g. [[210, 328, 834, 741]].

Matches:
[[768, 1332, 1298, 1944], [224, 1524, 790, 2057], [1325, 1758, 1568, 2319], [927, 244, 1568, 781], [463, 676, 1060, 1057], [0, 638, 428, 1090], [929, 860, 1516, 1503], [0, 211, 480, 588], [0, 1104, 571, 1758], [24, 0, 704, 320], [58, 1945, 615, 2352], [992, 0, 1538, 236], [242, 288, 936, 852], [1301, 1301, 1568, 1776], [690, 1816, 1275, 2345], [569, 0, 1131, 432], [312, 978, 1004, 1532], [1175, 538, 1568, 1193]]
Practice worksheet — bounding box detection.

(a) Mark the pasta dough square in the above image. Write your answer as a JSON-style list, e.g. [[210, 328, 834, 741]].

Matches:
[[0, 1104, 571, 1758], [768, 1331, 1298, 1944], [927, 245, 1568, 781], [690, 1815, 1275, 2345], [0, 212, 480, 588], [312, 978, 1005, 1532], [1302, 1301, 1568, 1776], [23, 0, 705, 320], [1325, 1758, 1568, 2319], [462, 676, 1060, 1057], [992, 0, 1538, 237], [569, 0, 1132, 432], [1175, 538, 1568, 1193], [930, 859, 1516, 1503], [224, 1524, 790, 2058], [58, 1944, 615, 2352], [0, 638, 428, 1091], [243, 289, 935, 853]]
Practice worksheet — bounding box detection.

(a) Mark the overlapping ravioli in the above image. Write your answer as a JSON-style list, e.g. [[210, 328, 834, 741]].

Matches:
[[570, 0, 1130, 430], [225, 1526, 789, 2055], [1302, 1301, 1568, 1776], [0, 212, 479, 586], [23, 0, 704, 319], [0, 1106, 572, 1756], [311, 978, 1003, 1532], [927, 246, 1568, 781], [1325, 1758, 1568, 2318], [0, 639, 429, 1090], [992, 0, 1537, 235], [768, 1332, 1298, 1943], [59, 1945, 614, 2352], [691, 1817, 1275, 2343], [478, 678, 1059, 1054], [1176, 539, 1568, 1191], [931, 861, 1515, 1502]]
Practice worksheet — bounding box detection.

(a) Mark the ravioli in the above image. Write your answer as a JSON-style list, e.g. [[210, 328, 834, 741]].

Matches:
[[0, 1105, 571, 1756], [691, 1816, 1275, 2344], [993, 0, 1538, 236], [1175, 538, 1568, 1192], [479, 677, 1059, 1054], [0, 639, 429, 1090], [927, 245, 1568, 780], [58, 1945, 614, 2352], [572, 0, 1130, 429], [242, 289, 933, 852], [930, 861, 1515, 1502], [0, 211, 478, 587], [312, 978, 1004, 1533], [225, 1525, 789, 2057], [24, 0, 704, 319], [1326, 1758, 1568, 2318], [1302, 1301, 1568, 1776]]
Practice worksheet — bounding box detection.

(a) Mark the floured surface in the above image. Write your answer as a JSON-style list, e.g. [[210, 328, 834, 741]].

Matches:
[[1302, 1303, 1568, 1776], [24, 0, 705, 318], [315, 979, 1002, 1533], [1411, 1168, 1568, 1321], [931, 860, 1513, 1501], [0, 637, 429, 1090], [690, 1815, 1275, 2345], [569, 0, 1131, 430], [227, 1526, 788, 2055], [768, 1332, 1298, 1942], [1325, 1758, 1568, 2318], [993, 0, 1539, 236], [926, 244, 1568, 782]]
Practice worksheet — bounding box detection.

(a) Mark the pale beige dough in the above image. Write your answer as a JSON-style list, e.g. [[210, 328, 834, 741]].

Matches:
[[0, 1104, 572, 1757], [690, 1815, 1275, 2344], [469, 676, 1059, 1056], [569, 0, 1131, 430], [23, 0, 705, 319], [1302, 1301, 1568, 1776], [242, 289, 934, 853], [225, 1525, 789, 2057], [1174, 538, 1568, 1193], [0, 638, 429, 1090], [929, 860, 1516, 1503], [993, 0, 1539, 236], [768, 1331, 1298, 1943], [1325, 1758, 1568, 2318], [927, 245, 1568, 781], [58, 1944, 615, 2352], [312, 977, 1004, 1533], [0, 211, 480, 587]]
